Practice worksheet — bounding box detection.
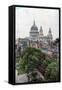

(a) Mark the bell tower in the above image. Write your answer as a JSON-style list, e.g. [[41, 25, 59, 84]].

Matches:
[[39, 26, 43, 37], [48, 28, 53, 41]]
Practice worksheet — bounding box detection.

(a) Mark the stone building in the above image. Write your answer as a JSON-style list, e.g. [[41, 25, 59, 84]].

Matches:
[[16, 20, 54, 56], [29, 20, 53, 49]]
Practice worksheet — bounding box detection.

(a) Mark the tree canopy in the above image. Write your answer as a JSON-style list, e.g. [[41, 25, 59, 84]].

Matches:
[[16, 47, 59, 82], [17, 47, 45, 74], [44, 61, 59, 81]]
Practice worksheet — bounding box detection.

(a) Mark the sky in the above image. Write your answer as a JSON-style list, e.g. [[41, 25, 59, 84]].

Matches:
[[16, 7, 59, 40]]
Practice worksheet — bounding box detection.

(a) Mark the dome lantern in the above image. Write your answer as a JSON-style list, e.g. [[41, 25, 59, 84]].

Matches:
[[31, 20, 38, 30]]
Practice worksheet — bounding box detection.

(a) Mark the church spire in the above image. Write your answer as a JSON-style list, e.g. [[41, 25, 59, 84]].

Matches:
[[33, 20, 35, 26], [49, 28, 51, 34], [39, 26, 43, 37], [48, 28, 53, 40]]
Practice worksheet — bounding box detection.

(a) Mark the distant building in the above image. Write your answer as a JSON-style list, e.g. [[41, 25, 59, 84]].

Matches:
[[30, 20, 39, 41], [16, 20, 59, 58], [29, 20, 53, 49], [16, 38, 30, 57]]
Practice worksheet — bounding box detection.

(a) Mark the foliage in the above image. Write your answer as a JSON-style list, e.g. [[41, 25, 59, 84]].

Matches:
[[16, 47, 59, 82], [16, 47, 45, 81], [17, 47, 43, 73], [44, 61, 59, 81], [42, 59, 57, 69]]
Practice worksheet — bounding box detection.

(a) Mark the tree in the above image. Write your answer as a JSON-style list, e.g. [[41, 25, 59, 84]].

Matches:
[[44, 61, 59, 81], [42, 59, 56, 69], [17, 47, 45, 82], [53, 38, 59, 46]]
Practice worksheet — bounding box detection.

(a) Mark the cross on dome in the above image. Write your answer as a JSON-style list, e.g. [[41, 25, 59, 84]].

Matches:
[[33, 20, 35, 26]]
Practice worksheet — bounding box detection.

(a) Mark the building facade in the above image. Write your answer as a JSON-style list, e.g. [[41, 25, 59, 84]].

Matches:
[[29, 20, 53, 49], [16, 20, 59, 58]]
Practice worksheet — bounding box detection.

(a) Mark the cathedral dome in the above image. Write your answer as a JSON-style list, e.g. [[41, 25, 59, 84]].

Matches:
[[31, 20, 38, 31]]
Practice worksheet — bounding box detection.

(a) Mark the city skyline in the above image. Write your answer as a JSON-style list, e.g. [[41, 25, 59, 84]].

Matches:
[[16, 7, 59, 40]]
